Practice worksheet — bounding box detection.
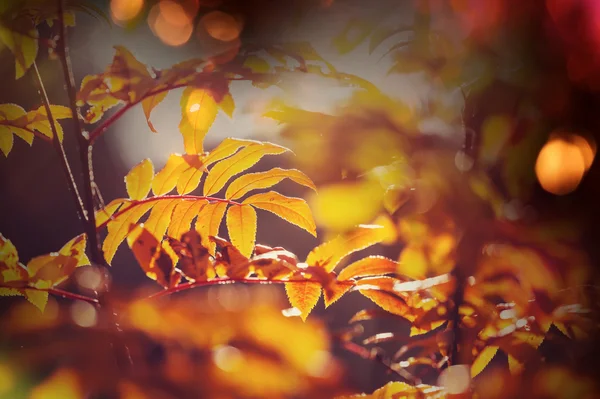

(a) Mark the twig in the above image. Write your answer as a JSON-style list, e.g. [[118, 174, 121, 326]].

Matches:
[[56, 0, 102, 265], [32, 61, 86, 223], [146, 277, 325, 300], [43, 287, 99, 304]]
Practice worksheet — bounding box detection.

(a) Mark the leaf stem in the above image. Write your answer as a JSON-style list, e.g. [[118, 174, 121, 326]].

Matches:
[[96, 195, 242, 230], [43, 287, 99, 304], [32, 61, 86, 223]]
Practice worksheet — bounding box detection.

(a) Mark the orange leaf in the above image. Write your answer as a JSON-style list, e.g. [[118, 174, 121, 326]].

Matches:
[[323, 280, 354, 308], [167, 230, 215, 281], [471, 345, 498, 378], [125, 158, 154, 200], [225, 204, 257, 258], [225, 167, 316, 200], [58, 234, 90, 267], [179, 87, 218, 154], [102, 202, 155, 264], [337, 256, 398, 281], [203, 142, 289, 196], [243, 191, 316, 236], [285, 281, 322, 321]]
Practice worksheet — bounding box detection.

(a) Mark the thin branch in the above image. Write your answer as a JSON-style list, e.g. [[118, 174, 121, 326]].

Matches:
[[43, 287, 99, 304], [56, 0, 102, 265], [146, 277, 324, 300], [338, 340, 422, 385], [32, 61, 86, 222], [96, 195, 242, 230]]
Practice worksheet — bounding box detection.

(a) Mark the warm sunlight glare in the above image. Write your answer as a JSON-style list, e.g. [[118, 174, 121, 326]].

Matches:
[[110, 0, 144, 23], [149, 1, 194, 46], [438, 364, 471, 394], [535, 134, 590, 195], [200, 11, 242, 42]]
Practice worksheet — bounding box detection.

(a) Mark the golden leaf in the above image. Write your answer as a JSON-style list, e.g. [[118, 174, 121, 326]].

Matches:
[[306, 224, 390, 272], [58, 234, 90, 268], [175, 154, 208, 195], [167, 230, 215, 281], [243, 191, 316, 237], [179, 87, 219, 154], [337, 256, 398, 281], [102, 202, 155, 264], [152, 154, 187, 196], [285, 281, 322, 321], [218, 92, 235, 118], [194, 201, 228, 255], [167, 199, 208, 240], [24, 289, 49, 313], [471, 345, 498, 378], [203, 143, 289, 196], [141, 91, 168, 133], [143, 199, 179, 240], [225, 204, 257, 258], [323, 280, 355, 308], [125, 158, 154, 200], [203, 137, 260, 166], [95, 198, 130, 227], [226, 167, 316, 200]]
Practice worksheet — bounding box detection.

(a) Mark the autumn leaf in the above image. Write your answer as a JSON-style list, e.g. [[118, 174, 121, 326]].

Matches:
[[141, 91, 168, 133], [102, 202, 155, 264], [167, 199, 208, 240], [167, 230, 215, 281], [58, 234, 90, 267], [127, 225, 180, 288], [152, 154, 187, 196], [203, 143, 289, 196], [337, 256, 398, 281], [125, 158, 154, 200], [243, 191, 316, 236], [226, 204, 257, 258], [225, 167, 316, 200], [195, 201, 228, 255], [323, 280, 355, 308], [203, 137, 260, 166], [143, 199, 179, 240], [471, 345, 498, 378], [95, 198, 130, 227], [285, 281, 322, 321], [0, 18, 39, 79], [179, 87, 219, 154], [218, 92, 235, 117], [306, 224, 391, 272]]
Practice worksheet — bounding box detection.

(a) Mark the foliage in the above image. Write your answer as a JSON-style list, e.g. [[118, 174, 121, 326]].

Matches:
[[0, 1, 599, 398]]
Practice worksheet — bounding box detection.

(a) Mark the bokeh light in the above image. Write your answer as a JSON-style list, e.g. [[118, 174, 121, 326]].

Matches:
[[70, 300, 98, 328], [535, 132, 595, 195], [110, 0, 144, 24], [148, 1, 194, 46], [199, 11, 243, 42], [438, 364, 471, 395]]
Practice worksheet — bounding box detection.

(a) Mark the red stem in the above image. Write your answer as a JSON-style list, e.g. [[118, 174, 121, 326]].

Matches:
[[96, 195, 241, 230], [146, 277, 323, 300], [43, 287, 99, 304]]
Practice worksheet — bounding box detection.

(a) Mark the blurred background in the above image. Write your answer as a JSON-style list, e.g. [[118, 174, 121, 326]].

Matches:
[[2, 0, 600, 396]]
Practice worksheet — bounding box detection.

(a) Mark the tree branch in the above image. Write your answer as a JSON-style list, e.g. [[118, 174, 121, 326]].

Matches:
[[32, 61, 86, 223]]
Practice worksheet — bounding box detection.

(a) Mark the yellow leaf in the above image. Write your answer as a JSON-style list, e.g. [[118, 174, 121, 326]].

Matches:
[[141, 91, 168, 133], [102, 202, 155, 264], [58, 234, 90, 267], [285, 281, 321, 321], [203, 143, 289, 196], [152, 154, 187, 195], [143, 199, 179, 240], [0, 127, 13, 156], [337, 256, 398, 281], [24, 289, 48, 313], [30, 369, 83, 399], [167, 199, 207, 240], [225, 167, 316, 200], [0, 20, 39, 79], [243, 55, 271, 73], [194, 201, 228, 255], [306, 224, 389, 272], [203, 137, 259, 166], [323, 280, 354, 308], [0, 232, 20, 268], [243, 191, 316, 236], [175, 154, 208, 195], [357, 279, 411, 318], [225, 204, 257, 258], [125, 158, 154, 200], [27, 254, 78, 286], [336, 381, 444, 399], [179, 87, 219, 154], [218, 92, 235, 118], [471, 345, 498, 378], [95, 199, 130, 227], [507, 354, 524, 375]]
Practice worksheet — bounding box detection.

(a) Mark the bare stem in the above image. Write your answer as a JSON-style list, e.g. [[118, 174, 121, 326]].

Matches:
[[32, 61, 86, 223], [146, 277, 324, 300], [56, 0, 102, 265], [43, 287, 99, 304]]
